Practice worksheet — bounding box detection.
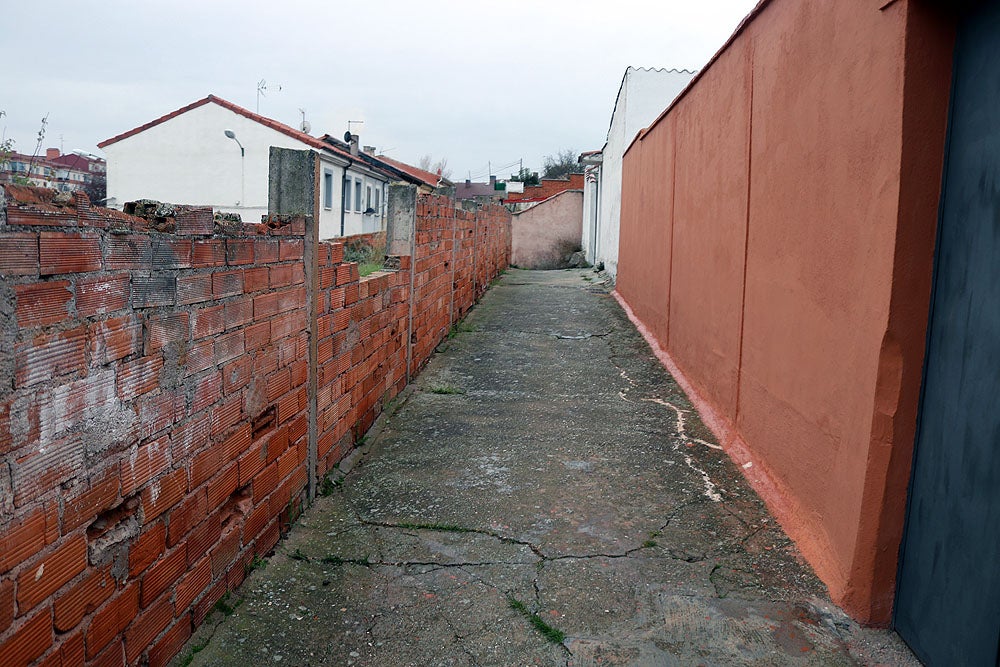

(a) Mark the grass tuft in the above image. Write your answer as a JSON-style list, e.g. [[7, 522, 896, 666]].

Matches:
[[213, 593, 242, 617], [244, 555, 267, 576], [358, 261, 383, 277], [428, 384, 465, 395], [506, 594, 566, 644], [397, 521, 473, 533], [447, 320, 477, 339], [319, 475, 342, 497], [321, 554, 370, 566]]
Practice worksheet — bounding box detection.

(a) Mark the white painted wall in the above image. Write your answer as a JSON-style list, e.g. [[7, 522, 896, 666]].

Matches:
[[596, 67, 693, 277], [318, 162, 344, 240], [581, 163, 601, 264], [340, 168, 388, 237], [104, 102, 317, 222], [103, 100, 383, 238]]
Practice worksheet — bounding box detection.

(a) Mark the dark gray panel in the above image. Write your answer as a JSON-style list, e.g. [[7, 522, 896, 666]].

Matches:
[[895, 5, 1000, 666]]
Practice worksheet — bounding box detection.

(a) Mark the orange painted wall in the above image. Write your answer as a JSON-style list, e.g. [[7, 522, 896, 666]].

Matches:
[[669, 37, 751, 419], [617, 120, 673, 348], [616, 0, 953, 624]]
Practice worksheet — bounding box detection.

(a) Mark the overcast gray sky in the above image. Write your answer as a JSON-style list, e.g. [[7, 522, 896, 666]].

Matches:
[[2, 0, 757, 181]]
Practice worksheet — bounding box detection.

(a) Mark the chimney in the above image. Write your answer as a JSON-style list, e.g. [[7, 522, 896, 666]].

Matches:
[[465, 179, 471, 186], [489, 175, 496, 186], [349, 134, 359, 157], [46, 148, 60, 160], [362, 145, 376, 156]]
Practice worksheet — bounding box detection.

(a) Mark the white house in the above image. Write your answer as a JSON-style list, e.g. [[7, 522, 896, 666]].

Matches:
[[98, 95, 394, 238], [582, 67, 695, 277]]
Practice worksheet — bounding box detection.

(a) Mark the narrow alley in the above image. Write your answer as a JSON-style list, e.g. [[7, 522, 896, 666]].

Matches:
[[181, 269, 915, 667]]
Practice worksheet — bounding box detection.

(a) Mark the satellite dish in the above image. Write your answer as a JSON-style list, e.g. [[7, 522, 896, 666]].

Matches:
[[300, 120, 312, 134], [344, 131, 353, 143]]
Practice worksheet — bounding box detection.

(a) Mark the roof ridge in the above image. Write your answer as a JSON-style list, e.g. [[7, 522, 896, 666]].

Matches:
[[626, 66, 698, 74], [97, 94, 354, 163]]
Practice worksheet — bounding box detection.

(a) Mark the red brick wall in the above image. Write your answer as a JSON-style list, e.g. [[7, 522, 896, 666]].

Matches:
[[409, 196, 511, 377], [0, 186, 510, 666], [314, 243, 409, 476], [506, 173, 584, 203]]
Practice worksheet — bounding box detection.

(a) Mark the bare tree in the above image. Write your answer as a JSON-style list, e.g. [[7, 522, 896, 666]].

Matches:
[[542, 149, 584, 180], [417, 155, 452, 180]]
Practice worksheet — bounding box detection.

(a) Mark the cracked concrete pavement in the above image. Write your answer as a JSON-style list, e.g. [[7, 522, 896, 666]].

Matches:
[[178, 268, 918, 667]]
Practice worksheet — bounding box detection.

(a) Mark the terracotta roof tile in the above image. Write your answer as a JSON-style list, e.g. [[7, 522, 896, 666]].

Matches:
[[372, 155, 447, 189]]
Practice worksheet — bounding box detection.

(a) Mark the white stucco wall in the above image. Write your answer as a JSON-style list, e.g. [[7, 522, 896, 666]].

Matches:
[[339, 168, 388, 237], [581, 164, 601, 264], [102, 100, 389, 237], [596, 67, 693, 277], [318, 162, 345, 240], [104, 103, 319, 221]]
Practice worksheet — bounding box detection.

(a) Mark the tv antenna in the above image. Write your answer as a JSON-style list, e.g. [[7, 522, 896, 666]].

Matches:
[[256, 79, 282, 113]]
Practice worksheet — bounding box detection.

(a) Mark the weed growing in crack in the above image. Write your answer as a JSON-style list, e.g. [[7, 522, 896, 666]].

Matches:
[[289, 548, 310, 562], [448, 320, 477, 339], [641, 539, 658, 549], [428, 384, 466, 395], [319, 475, 342, 496], [507, 594, 566, 644], [321, 555, 371, 566], [178, 638, 209, 667], [397, 521, 474, 533], [213, 593, 242, 617], [244, 555, 267, 576]]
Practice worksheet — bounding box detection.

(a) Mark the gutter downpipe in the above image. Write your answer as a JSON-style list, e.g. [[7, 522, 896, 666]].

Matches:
[[341, 157, 353, 237]]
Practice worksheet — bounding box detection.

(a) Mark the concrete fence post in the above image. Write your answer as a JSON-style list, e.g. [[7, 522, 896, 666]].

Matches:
[[387, 184, 418, 382], [386, 184, 417, 257], [269, 148, 320, 502]]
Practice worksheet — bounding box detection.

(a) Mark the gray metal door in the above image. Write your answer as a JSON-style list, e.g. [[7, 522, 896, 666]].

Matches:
[[894, 5, 1000, 665]]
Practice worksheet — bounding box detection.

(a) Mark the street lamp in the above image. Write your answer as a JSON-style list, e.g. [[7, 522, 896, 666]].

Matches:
[[223, 129, 245, 207]]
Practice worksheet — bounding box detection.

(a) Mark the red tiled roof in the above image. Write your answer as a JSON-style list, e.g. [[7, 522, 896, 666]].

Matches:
[[373, 155, 446, 189], [97, 95, 354, 161], [50, 153, 101, 171], [3, 151, 53, 164]]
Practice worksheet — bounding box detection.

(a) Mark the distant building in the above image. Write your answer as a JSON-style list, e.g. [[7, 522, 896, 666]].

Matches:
[[455, 176, 506, 204], [0, 148, 104, 195], [511, 189, 584, 269], [505, 173, 584, 210], [584, 67, 694, 276]]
